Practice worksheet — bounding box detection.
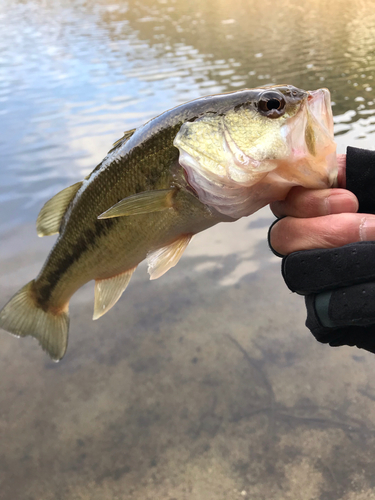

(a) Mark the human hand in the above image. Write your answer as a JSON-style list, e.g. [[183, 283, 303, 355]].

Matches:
[[268, 147, 375, 354], [269, 154, 372, 255]]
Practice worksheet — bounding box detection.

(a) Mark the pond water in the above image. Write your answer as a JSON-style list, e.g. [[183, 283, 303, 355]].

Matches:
[[1, 0, 375, 498]]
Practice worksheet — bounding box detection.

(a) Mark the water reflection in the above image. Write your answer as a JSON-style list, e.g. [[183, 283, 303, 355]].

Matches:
[[1, 0, 375, 498], [1, 0, 375, 230]]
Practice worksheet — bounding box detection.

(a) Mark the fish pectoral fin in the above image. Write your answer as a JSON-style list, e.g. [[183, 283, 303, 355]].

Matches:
[[36, 181, 84, 237], [147, 234, 193, 280], [93, 267, 136, 320], [98, 189, 176, 219]]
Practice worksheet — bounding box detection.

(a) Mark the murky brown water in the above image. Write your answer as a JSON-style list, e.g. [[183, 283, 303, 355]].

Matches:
[[2, 1, 375, 499]]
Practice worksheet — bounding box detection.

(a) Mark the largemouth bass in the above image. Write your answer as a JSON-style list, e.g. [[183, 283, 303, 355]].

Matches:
[[0, 85, 337, 360]]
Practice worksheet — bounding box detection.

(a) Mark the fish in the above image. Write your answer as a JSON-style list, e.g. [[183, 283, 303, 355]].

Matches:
[[0, 85, 337, 361]]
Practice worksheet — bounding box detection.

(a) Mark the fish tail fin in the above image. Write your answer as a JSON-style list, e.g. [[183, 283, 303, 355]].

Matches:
[[0, 281, 69, 361]]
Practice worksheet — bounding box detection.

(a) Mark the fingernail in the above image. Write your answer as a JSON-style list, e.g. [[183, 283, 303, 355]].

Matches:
[[327, 192, 358, 214], [360, 217, 375, 241]]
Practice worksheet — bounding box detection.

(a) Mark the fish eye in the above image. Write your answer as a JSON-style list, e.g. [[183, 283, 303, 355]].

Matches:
[[258, 92, 286, 118]]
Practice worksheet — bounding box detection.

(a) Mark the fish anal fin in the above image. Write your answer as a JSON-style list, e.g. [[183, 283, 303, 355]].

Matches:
[[98, 189, 176, 219], [36, 181, 83, 237], [147, 234, 193, 280], [93, 267, 136, 320]]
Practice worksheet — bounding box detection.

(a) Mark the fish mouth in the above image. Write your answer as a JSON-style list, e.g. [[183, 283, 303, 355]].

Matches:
[[281, 87, 337, 188], [288, 88, 335, 157], [306, 88, 337, 186], [307, 88, 334, 139]]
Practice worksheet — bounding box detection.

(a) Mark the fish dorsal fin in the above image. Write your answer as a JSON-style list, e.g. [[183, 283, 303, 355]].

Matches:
[[85, 130, 137, 181], [108, 128, 136, 153], [98, 189, 176, 219], [93, 267, 136, 320], [147, 235, 193, 280], [36, 181, 83, 237]]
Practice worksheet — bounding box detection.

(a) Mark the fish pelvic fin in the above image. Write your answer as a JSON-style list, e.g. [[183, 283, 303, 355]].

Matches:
[[97, 189, 176, 219], [147, 234, 193, 280], [93, 267, 136, 320], [36, 181, 84, 237], [0, 281, 69, 361]]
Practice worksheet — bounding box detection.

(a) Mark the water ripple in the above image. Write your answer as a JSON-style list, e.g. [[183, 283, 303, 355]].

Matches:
[[1, 0, 375, 232]]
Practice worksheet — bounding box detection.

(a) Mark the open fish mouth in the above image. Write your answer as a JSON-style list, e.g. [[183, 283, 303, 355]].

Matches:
[[307, 88, 334, 138], [286, 87, 337, 187], [304, 88, 337, 186], [281, 88, 335, 163]]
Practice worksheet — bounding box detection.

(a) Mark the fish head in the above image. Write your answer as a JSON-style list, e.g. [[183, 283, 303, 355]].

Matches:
[[174, 85, 337, 218]]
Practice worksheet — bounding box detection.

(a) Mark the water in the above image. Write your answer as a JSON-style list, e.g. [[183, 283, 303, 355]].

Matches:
[[1, 0, 375, 498]]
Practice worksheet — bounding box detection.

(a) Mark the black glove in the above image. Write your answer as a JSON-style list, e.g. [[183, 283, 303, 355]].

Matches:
[[273, 147, 375, 354]]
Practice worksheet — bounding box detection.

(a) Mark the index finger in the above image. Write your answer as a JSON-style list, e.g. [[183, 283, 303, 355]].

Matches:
[[270, 155, 356, 218], [270, 187, 358, 219]]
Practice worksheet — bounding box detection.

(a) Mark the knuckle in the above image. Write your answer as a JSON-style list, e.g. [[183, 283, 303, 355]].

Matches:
[[289, 188, 328, 217], [300, 192, 326, 216], [321, 214, 359, 247]]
